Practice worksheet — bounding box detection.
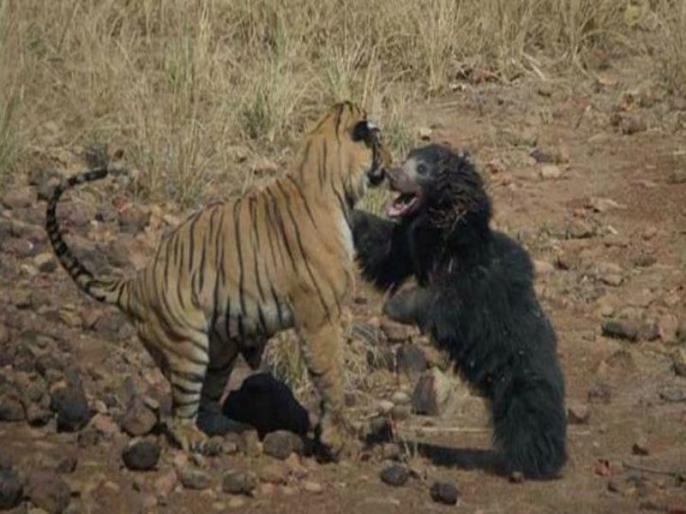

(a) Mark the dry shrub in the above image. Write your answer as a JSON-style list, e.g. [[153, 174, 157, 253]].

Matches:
[[0, 0, 681, 202]]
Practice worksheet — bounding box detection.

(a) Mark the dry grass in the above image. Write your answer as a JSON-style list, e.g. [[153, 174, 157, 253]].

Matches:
[[1, 0, 682, 200], [652, 0, 686, 96]]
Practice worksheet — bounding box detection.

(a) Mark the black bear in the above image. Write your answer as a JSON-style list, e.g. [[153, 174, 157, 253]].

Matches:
[[352, 144, 566, 479]]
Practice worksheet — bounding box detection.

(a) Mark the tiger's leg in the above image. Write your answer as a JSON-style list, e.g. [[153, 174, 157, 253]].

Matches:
[[197, 345, 243, 436], [297, 316, 349, 459], [139, 324, 219, 455]]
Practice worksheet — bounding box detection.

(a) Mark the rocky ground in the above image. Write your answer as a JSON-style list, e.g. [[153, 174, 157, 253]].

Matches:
[[1, 54, 685, 514]]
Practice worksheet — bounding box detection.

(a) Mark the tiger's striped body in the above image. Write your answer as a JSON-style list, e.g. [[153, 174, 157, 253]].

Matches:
[[46, 102, 391, 455]]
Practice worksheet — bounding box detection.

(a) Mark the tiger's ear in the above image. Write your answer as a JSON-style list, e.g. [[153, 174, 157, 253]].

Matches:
[[352, 120, 378, 142]]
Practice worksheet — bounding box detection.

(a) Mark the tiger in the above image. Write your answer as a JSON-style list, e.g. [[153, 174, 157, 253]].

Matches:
[[45, 101, 392, 457]]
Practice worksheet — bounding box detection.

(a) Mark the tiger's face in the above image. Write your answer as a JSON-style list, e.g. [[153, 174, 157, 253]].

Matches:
[[305, 102, 392, 206]]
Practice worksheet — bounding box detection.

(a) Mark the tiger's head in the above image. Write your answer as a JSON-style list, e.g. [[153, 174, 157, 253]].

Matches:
[[298, 101, 392, 207]]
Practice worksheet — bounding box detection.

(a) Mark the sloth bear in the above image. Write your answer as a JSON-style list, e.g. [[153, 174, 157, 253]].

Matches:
[[352, 144, 566, 479]]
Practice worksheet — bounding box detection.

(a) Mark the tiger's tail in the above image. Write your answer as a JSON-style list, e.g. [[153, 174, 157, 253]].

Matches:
[[46, 167, 131, 309]]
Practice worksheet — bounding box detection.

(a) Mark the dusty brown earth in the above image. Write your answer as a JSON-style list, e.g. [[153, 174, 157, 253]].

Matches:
[[1, 54, 685, 514]]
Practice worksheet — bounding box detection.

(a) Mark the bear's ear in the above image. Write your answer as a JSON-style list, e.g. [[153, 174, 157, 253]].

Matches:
[[352, 120, 378, 142]]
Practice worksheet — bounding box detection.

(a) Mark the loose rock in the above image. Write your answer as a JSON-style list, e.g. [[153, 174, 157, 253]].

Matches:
[[25, 471, 70, 514], [0, 467, 23, 510], [632, 436, 650, 456], [539, 164, 562, 180], [411, 368, 453, 416], [0, 386, 25, 422], [567, 403, 590, 424], [602, 319, 639, 342], [379, 464, 409, 487], [672, 347, 686, 377], [50, 383, 91, 432], [302, 481, 323, 494], [381, 318, 413, 343], [396, 344, 427, 379], [259, 462, 288, 485], [120, 396, 158, 437], [222, 470, 258, 496], [178, 466, 211, 490], [262, 430, 304, 460], [122, 439, 160, 471], [430, 480, 460, 505]]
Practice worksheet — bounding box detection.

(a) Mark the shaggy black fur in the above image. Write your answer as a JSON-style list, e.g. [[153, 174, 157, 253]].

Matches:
[[352, 144, 567, 479]]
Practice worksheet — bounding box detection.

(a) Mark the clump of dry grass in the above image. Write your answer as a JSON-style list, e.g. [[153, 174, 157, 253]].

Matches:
[[652, 0, 686, 96], [0, 0, 683, 201], [0, 1, 20, 190]]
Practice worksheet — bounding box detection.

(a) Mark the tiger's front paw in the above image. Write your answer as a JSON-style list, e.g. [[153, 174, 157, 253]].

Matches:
[[168, 418, 222, 456]]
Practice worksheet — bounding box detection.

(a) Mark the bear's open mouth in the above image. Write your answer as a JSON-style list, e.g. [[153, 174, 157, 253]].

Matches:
[[387, 192, 420, 218]]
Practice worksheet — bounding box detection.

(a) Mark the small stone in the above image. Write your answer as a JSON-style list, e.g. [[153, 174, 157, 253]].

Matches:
[[632, 436, 649, 456], [417, 127, 432, 140], [381, 318, 412, 343], [242, 429, 262, 457], [222, 470, 258, 496], [390, 404, 411, 421], [55, 455, 78, 474], [0, 387, 25, 422], [379, 464, 409, 487], [537, 82, 554, 97], [600, 274, 623, 287], [381, 443, 401, 460], [620, 115, 647, 135], [639, 321, 660, 342], [509, 471, 525, 483], [668, 169, 686, 184], [118, 205, 149, 234], [411, 368, 453, 416], [90, 413, 119, 438], [567, 219, 595, 239], [539, 164, 562, 180], [178, 467, 211, 490], [376, 400, 394, 416], [587, 197, 624, 213], [567, 403, 590, 424], [25, 471, 71, 514], [34, 253, 57, 273], [50, 383, 91, 432], [659, 386, 686, 403], [391, 391, 410, 405], [262, 430, 304, 460], [672, 348, 686, 377], [122, 439, 160, 471], [367, 416, 393, 444], [588, 383, 612, 404], [120, 396, 158, 437], [302, 481, 323, 494], [429, 480, 460, 505], [227, 496, 246, 509], [602, 319, 639, 342], [0, 468, 23, 510], [259, 462, 288, 485], [284, 453, 308, 479], [658, 314, 679, 343], [154, 469, 177, 497], [1, 187, 33, 209], [534, 260, 555, 276], [396, 344, 427, 378]]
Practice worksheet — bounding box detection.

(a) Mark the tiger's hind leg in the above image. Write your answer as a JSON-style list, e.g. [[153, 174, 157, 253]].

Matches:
[[138, 324, 219, 455], [197, 342, 244, 436]]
